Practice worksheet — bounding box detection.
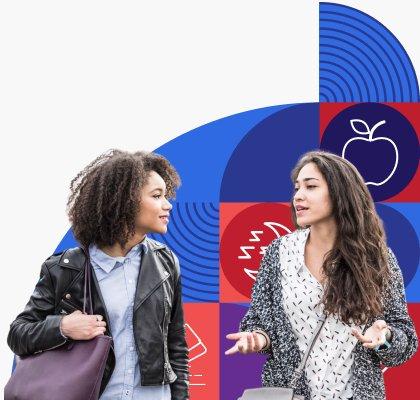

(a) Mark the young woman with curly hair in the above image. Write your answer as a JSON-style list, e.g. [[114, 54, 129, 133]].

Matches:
[[226, 150, 417, 400], [8, 150, 189, 400]]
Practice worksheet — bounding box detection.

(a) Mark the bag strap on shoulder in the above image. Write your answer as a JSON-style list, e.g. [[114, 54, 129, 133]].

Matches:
[[289, 315, 326, 388], [82, 247, 93, 315]]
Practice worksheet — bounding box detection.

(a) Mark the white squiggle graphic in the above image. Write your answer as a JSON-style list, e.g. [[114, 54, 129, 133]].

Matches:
[[342, 119, 399, 187], [244, 268, 259, 280], [238, 246, 254, 259], [241, 222, 292, 281], [249, 230, 263, 242]]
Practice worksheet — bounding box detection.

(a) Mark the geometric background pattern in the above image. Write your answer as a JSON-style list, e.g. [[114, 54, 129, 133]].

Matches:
[[50, 3, 419, 399]]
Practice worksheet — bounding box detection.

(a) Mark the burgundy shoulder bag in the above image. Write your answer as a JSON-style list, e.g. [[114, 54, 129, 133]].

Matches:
[[5, 248, 112, 400]]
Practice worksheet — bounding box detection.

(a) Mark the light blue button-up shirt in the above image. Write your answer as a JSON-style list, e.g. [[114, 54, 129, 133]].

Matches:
[[89, 241, 171, 400]]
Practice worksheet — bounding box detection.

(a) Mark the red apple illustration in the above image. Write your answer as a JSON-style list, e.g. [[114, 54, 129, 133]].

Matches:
[[342, 119, 399, 186]]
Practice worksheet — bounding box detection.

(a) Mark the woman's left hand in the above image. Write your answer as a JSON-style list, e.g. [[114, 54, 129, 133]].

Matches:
[[351, 320, 391, 349]]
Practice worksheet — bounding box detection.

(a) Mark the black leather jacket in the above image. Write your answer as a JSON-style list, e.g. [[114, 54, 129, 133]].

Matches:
[[7, 238, 189, 399]]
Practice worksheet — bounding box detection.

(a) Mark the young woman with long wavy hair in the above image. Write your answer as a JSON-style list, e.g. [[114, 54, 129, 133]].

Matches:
[[226, 150, 417, 400]]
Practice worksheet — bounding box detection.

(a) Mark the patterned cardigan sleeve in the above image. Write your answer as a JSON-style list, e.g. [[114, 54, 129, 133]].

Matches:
[[375, 248, 418, 366], [239, 237, 282, 355]]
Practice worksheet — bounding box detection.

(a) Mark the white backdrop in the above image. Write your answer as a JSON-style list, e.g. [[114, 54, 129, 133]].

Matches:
[[0, 0, 418, 391]]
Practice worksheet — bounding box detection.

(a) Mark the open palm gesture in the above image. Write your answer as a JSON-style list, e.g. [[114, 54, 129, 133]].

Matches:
[[351, 320, 391, 349], [225, 331, 267, 355]]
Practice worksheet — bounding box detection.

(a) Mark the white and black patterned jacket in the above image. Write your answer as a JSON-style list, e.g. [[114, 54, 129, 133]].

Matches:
[[240, 234, 418, 400]]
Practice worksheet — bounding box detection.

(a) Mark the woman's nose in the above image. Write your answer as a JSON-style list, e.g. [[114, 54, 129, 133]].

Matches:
[[294, 188, 305, 201], [164, 199, 173, 210]]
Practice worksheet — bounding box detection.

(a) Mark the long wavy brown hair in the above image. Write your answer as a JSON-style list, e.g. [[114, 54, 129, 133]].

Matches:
[[291, 151, 390, 325], [67, 149, 180, 248]]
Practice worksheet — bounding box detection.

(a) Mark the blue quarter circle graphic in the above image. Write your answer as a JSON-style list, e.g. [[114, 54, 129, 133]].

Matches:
[[220, 103, 319, 202], [384, 203, 420, 302], [375, 203, 419, 295], [320, 2, 420, 102]]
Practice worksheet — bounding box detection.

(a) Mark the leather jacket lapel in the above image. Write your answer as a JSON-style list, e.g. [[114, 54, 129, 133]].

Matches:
[[134, 243, 170, 312]]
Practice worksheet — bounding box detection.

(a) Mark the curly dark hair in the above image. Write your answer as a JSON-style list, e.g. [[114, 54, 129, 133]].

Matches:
[[291, 150, 390, 325], [67, 149, 180, 248]]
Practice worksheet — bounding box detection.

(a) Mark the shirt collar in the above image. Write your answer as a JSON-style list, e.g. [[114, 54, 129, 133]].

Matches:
[[295, 227, 311, 274], [89, 238, 148, 274]]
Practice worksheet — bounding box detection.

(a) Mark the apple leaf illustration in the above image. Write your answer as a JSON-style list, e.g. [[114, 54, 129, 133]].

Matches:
[[350, 119, 370, 135]]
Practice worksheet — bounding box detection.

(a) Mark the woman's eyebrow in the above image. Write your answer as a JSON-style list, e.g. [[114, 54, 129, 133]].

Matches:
[[295, 177, 320, 183], [149, 187, 165, 193]]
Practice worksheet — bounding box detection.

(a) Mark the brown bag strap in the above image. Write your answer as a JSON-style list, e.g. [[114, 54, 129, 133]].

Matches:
[[82, 247, 93, 315]]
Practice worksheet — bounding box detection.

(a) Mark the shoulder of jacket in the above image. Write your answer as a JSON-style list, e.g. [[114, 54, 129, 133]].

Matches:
[[146, 237, 177, 259], [270, 236, 283, 247], [44, 252, 64, 267], [386, 247, 397, 264], [146, 237, 168, 251], [264, 237, 281, 257], [146, 238, 180, 277], [385, 247, 404, 281], [43, 247, 86, 272]]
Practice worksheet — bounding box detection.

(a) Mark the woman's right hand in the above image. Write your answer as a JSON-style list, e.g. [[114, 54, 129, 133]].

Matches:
[[60, 310, 107, 340], [224, 331, 267, 355]]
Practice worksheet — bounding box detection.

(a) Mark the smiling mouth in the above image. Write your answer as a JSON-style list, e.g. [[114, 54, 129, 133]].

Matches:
[[295, 206, 309, 212], [159, 216, 169, 223]]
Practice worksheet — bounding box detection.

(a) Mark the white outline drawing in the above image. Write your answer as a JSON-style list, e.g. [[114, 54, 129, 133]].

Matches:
[[342, 119, 399, 187], [185, 323, 208, 387], [241, 222, 292, 281], [185, 323, 208, 363], [189, 373, 206, 387], [263, 222, 291, 237]]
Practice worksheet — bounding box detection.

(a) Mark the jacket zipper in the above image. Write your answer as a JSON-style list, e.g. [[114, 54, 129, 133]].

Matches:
[[135, 274, 170, 386], [162, 300, 167, 385], [34, 338, 67, 354]]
